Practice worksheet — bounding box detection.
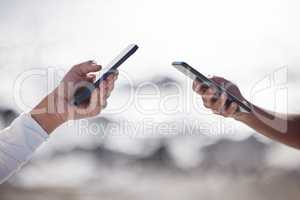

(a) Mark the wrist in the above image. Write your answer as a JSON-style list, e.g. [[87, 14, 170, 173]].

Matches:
[[233, 111, 253, 122], [30, 93, 66, 134], [233, 101, 255, 122]]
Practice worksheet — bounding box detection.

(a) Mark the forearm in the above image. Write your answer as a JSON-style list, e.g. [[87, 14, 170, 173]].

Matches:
[[235, 103, 300, 149]]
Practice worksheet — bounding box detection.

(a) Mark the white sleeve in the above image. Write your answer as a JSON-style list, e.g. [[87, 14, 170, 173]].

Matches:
[[0, 113, 49, 184]]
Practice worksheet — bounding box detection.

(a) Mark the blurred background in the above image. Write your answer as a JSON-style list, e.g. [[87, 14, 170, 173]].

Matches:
[[1, 0, 300, 199]]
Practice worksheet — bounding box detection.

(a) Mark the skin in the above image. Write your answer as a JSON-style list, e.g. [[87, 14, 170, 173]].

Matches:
[[29, 64, 300, 149], [193, 76, 300, 150], [30, 60, 118, 134]]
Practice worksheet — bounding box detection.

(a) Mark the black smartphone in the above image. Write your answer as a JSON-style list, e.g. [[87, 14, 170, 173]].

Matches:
[[172, 61, 251, 113], [73, 44, 139, 106]]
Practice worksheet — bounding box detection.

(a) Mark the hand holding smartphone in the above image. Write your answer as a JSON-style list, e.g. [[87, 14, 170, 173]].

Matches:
[[172, 61, 251, 113], [73, 44, 139, 106]]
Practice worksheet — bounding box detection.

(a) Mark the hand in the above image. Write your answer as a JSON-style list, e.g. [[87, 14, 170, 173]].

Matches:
[[192, 76, 246, 119], [31, 60, 118, 134]]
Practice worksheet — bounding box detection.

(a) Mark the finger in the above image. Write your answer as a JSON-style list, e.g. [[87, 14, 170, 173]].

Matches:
[[103, 73, 116, 99], [211, 93, 227, 112], [101, 99, 107, 109], [114, 75, 118, 81], [108, 73, 117, 84], [193, 80, 210, 95], [198, 83, 210, 95], [99, 81, 109, 108], [202, 88, 216, 108], [193, 80, 202, 92], [86, 74, 96, 82], [107, 73, 115, 82], [210, 76, 235, 92], [86, 87, 101, 116], [74, 60, 102, 75], [223, 102, 238, 117], [113, 70, 119, 80], [210, 76, 227, 85], [87, 73, 96, 79], [99, 80, 108, 94], [106, 79, 115, 98], [112, 69, 119, 76]]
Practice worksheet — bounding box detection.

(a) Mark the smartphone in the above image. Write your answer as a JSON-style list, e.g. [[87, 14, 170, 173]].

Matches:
[[73, 44, 139, 106], [172, 61, 251, 113]]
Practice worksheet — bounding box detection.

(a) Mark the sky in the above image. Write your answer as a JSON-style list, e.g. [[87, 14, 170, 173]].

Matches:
[[0, 0, 300, 108]]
